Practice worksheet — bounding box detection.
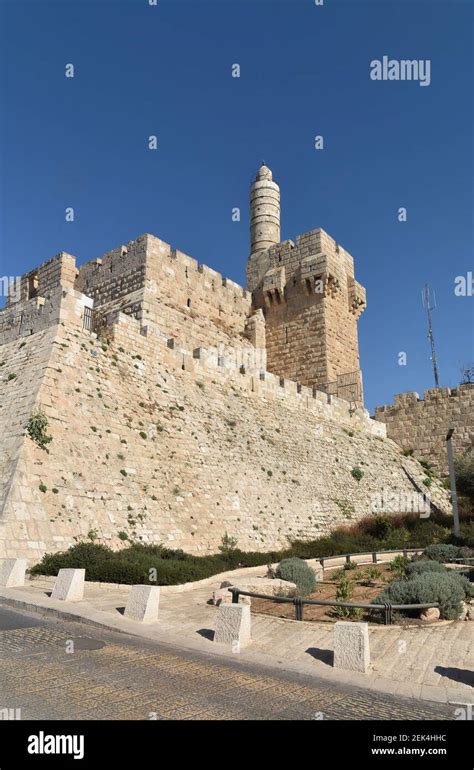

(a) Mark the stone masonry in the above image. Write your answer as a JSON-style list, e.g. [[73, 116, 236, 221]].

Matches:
[[247, 165, 366, 402], [0, 165, 452, 560], [375, 387, 474, 475]]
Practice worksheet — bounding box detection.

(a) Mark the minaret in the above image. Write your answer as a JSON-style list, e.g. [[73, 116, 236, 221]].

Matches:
[[250, 162, 280, 254], [247, 162, 281, 291]]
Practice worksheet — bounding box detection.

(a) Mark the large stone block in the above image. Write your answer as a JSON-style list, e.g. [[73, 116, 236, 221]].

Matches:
[[124, 585, 160, 623], [0, 558, 27, 587], [51, 568, 85, 602], [334, 621, 370, 673], [219, 577, 296, 597], [214, 603, 251, 648]]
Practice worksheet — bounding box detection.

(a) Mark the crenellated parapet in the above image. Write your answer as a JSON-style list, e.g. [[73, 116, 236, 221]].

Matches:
[[375, 385, 474, 474], [1, 234, 257, 354], [247, 216, 367, 400]]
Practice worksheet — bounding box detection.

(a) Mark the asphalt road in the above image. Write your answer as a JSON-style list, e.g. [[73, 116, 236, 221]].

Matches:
[[0, 603, 461, 721]]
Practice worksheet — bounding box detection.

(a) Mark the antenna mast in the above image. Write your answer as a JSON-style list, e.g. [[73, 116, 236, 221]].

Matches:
[[422, 284, 440, 388]]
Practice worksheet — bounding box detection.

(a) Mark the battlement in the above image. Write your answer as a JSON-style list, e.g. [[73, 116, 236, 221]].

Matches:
[[250, 227, 357, 286], [374, 386, 474, 474], [76, 233, 250, 308], [0, 234, 254, 354], [0, 284, 92, 345], [376, 385, 474, 411], [105, 309, 383, 437], [247, 223, 366, 396], [5, 251, 78, 307]]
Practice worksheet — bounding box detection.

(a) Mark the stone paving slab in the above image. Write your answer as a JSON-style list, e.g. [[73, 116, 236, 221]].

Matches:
[[0, 575, 472, 705]]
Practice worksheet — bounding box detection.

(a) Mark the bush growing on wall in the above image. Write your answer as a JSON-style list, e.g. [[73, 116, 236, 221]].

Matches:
[[27, 411, 52, 449]]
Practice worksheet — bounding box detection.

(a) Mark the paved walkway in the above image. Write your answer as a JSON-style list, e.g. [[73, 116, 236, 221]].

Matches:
[[0, 574, 472, 705], [0, 605, 457, 721]]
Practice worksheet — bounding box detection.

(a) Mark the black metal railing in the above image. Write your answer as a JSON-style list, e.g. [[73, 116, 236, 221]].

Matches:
[[229, 587, 438, 626], [316, 547, 425, 570]]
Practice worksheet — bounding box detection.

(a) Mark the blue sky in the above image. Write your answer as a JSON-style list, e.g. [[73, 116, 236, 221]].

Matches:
[[0, 0, 472, 412]]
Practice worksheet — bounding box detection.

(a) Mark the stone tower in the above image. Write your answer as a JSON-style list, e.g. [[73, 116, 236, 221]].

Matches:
[[250, 162, 281, 257], [246, 163, 367, 403]]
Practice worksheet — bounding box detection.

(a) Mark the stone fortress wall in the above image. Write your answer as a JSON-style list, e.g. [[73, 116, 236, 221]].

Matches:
[[75, 234, 257, 353], [375, 387, 474, 475], [0, 290, 449, 561], [0, 163, 453, 561]]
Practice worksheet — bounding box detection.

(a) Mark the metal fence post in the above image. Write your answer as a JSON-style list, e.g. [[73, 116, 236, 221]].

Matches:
[[446, 428, 461, 538], [294, 597, 303, 621]]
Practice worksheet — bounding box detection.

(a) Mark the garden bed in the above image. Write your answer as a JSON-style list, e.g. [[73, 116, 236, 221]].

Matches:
[[251, 563, 400, 624]]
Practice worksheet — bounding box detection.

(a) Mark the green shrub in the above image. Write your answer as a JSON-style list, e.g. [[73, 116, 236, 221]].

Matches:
[[30, 541, 271, 586], [27, 411, 52, 450], [453, 572, 474, 598], [29, 510, 474, 588], [369, 515, 393, 540], [275, 557, 317, 596], [419, 459, 436, 478], [388, 554, 409, 579], [424, 544, 460, 563], [459, 521, 474, 548], [375, 572, 468, 620], [218, 532, 238, 554], [30, 543, 114, 578], [365, 566, 382, 583], [406, 560, 446, 577], [458, 545, 474, 561], [334, 575, 362, 619], [454, 453, 474, 500], [351, 467, 364, 482]]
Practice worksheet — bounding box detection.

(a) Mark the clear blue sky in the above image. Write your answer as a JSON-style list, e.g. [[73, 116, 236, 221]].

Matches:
[[0, 0, 472, 412]]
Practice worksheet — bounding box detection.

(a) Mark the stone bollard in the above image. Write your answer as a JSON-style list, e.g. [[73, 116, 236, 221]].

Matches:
[[0, 559, 27, 587], [334, 621, 370, 673], [124, 585, 160, 623], [214, 603, 251, 648], [51, 569, 85, 601]]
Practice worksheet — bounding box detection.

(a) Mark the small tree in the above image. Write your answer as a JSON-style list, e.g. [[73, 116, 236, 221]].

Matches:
[[460, 363, 474, 384], [218, 532, 238, 555]]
